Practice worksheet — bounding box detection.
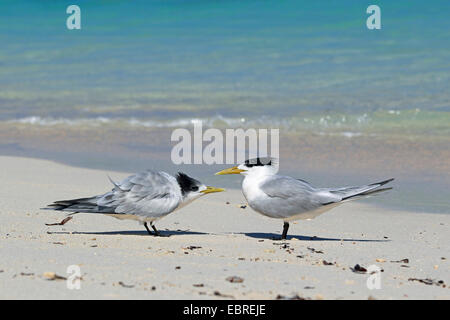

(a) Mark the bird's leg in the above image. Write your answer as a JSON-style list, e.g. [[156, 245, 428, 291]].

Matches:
[[150, 222, 170, 237], [281, 222, 289, 240], [271, 222, 290, 240], [150, 222, 161, 236], [143, 222, 156, 236]]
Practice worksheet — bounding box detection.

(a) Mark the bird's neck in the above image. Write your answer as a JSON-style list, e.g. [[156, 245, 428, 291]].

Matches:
[[242, 170, 274, 187], [178, 193, 202, 209]]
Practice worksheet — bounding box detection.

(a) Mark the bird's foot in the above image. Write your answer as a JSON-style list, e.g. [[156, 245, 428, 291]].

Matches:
[[155, 233, 170, 237], [144, 230, 169, 237], [145, 223, 170, 237], [271, 235, 288, 241]]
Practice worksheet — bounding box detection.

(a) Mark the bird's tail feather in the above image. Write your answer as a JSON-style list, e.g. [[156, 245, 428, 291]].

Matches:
[[340, 187, 393, 202], [329, 178, 394, 202], [368, 178, 395, 187], [42, 196, 112, 213]]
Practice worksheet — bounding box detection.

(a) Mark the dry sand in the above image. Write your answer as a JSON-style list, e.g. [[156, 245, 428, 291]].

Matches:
[[0, 156, 448, 299]]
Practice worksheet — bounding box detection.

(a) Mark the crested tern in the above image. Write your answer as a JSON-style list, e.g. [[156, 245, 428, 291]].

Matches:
[[44, 170, 224, 236], [216, 157, 393, 239]]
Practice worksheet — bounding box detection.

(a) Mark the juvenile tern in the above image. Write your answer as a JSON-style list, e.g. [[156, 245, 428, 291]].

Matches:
[[216, 157, 393, 239], [44, 171, 224, 236]]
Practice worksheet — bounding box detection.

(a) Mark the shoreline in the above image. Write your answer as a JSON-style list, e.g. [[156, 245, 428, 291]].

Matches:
[[0, 155, 449, 299], [1, 129, 449, 214]]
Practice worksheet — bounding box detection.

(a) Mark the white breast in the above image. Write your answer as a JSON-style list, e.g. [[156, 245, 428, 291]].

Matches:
[[242, 175, 272, 211]]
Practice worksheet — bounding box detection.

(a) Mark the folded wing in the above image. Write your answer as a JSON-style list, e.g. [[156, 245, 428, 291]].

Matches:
[[259, 176, 394, 211], [45, 170, 182, 219]]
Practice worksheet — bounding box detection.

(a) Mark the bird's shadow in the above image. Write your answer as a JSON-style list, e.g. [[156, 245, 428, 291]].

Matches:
[[243, 232, 390, 242], [47, 229, 206, 237]]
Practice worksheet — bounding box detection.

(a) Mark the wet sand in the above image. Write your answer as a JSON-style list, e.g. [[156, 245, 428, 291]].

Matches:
[[0, 156, 448, 299], [1, 123, 449, 213], [1, 123, 449, 178]]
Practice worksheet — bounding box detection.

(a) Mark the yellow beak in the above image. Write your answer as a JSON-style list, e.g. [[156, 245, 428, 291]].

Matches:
[[215, 166, 246, 175], [200, 186, 225, 194]]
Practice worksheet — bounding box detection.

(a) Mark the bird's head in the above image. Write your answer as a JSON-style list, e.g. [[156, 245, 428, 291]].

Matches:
[[215, 157, 278, 177], [176, 172, 224, 203]]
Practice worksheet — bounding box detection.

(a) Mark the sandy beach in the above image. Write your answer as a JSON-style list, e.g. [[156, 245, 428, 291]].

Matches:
[[0, 155, 448, 300]]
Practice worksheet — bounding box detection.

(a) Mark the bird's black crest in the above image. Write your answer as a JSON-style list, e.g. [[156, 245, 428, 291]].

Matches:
[[176, 172, 200, 195], [245, 157, 272, 168]]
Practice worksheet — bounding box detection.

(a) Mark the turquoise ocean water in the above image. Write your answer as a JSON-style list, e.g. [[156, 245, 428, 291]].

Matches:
[[1, 0, 449, 120]]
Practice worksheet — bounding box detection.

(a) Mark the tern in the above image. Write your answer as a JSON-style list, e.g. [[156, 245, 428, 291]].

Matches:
[[216, 157, 393, 240], [44, 170, 224, 236]]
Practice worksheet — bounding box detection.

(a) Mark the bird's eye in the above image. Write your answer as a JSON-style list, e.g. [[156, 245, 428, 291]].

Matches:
[[191, 186, 199, 191]]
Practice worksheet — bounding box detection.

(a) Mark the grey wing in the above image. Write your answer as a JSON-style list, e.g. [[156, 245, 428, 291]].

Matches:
[[97, 170, 182, 218], [256, 176, 393, 219], [257, 176, 341, 217], [322, 178, 394, 201], [46, 171, 182, 219]]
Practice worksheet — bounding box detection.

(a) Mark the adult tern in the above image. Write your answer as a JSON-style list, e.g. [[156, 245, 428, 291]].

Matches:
[[216, 157, 393, 239]]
